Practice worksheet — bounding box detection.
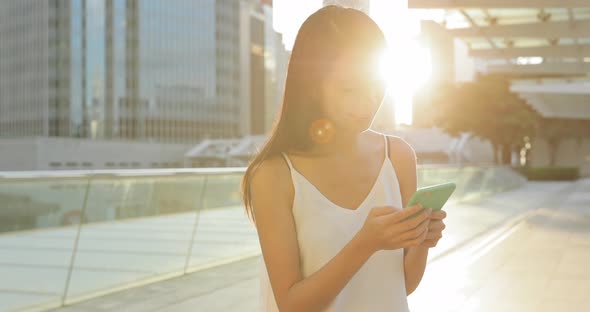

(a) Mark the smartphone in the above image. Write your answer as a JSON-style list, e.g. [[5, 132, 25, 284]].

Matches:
[[403, 182, 456, 220]]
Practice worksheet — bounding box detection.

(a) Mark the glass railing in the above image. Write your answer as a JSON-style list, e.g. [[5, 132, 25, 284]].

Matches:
[[0, 165, 526, 312], [418, 165, 526, 204]]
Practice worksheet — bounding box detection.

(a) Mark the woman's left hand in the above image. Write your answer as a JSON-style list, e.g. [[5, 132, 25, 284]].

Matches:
[[420, 210, 447, 248]]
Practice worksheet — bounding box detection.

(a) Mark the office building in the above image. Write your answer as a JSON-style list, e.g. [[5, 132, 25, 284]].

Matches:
[[0, 0, 288, 144]]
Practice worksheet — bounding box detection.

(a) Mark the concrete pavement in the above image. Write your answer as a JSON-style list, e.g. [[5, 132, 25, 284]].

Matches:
[[45, 179, 589, 312]]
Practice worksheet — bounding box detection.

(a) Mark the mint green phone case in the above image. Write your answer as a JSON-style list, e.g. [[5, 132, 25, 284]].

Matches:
[[403, 182, 456, 220], [407, 182, 456, 210]]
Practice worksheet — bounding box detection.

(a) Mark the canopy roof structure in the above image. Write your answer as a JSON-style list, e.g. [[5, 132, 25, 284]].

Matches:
[[409, 1, 590, 119]]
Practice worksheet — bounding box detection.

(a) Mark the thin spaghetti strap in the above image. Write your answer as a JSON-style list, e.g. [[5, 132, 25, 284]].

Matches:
[[383, 135, 390, 160], [281, 152, 295, 172], [280, 152, 299, 195]]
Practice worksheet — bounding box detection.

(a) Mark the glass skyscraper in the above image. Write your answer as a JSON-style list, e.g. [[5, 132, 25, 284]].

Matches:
[[0, 0, 287, 143]]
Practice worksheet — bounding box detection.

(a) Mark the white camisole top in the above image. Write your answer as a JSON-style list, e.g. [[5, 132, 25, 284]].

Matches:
[[259, 134, 410, 312]]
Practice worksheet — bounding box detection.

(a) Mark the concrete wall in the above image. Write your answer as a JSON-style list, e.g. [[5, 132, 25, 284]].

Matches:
[[530, 137, 590, 177], [0, 137, 191, 171], [0, 138, 39, 170]]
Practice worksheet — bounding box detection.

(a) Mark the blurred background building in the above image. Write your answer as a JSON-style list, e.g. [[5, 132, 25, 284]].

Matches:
[[0, 0, 288, 170], [410, 1, 590, 176], [1, 0, 588, 174]]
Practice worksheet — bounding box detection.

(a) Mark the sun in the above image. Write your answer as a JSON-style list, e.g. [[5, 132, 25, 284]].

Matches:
[[371, 0, 432, 125], [272, 0, 433, 125], [378, 42, 432, 125]]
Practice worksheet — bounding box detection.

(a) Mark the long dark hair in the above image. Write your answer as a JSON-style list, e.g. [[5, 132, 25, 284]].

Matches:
[[241, 5, 387, 221]]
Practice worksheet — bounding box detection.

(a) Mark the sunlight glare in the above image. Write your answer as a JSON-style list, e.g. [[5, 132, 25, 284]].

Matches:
[[273, 0, 434, 125], [371, 0, 432, 125], [273, 0, 322, 49]]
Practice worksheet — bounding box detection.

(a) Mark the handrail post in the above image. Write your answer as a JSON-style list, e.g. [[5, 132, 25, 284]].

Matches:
[[61, 177, 92, 306], [184, 175, 208, 273]]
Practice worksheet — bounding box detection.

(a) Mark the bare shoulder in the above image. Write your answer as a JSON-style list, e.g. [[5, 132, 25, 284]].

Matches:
[[249, 155, 294, 216], [385, 135, 417, 163], [249, 155, 302, 309], [250, 155, 293, 192], [384, 136, 418, 207]]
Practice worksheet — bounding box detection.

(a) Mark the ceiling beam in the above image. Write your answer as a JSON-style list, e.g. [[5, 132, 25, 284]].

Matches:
[[408, 0, 590, 9], [458, 10, 500, 53], [511, 81, 590, 95], [518, 93, 590, 119], [448, 20, 590, 38], [519, 93, 590, 106], [470, 45, 590, 59], [486, 62, 590, 75]]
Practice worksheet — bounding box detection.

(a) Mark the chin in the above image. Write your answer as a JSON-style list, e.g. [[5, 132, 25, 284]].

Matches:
[[352, 122, 373, 133]]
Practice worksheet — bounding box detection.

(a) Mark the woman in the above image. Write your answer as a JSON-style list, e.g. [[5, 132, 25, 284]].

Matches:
[[241, 5, 447, 312]]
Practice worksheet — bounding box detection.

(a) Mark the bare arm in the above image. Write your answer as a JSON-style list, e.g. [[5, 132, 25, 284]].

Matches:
[[252, 157, 430, 311], [388, 137, 429, 295], [251, 157, 374, 312]]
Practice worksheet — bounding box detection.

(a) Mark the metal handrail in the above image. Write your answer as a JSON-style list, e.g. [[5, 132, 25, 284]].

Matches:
[[0, 164, 508, 181], [0, 167, 247, 181]]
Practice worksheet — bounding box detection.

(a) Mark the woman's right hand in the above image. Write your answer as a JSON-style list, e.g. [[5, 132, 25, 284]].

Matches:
[[357, 205, 432, 254]]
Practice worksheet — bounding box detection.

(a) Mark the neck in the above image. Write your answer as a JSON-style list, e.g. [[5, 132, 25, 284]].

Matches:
[[310, 128, 373, 157]]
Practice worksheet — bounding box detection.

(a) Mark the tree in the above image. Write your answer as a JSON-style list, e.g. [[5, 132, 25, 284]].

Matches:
[[426, 75, 539, 165]]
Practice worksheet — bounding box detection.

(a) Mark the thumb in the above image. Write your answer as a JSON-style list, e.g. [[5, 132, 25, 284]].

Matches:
[[370, 206, 397, 217]]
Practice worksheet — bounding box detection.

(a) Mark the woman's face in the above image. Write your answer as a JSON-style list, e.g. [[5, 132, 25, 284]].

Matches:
[[319, 53, 387, 133]]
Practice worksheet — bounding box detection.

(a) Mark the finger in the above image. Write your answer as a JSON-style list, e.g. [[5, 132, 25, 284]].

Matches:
[[426, 231, 443, 240], [370, 206, 396, 217], [403, 208, 432, 232], [392, 208, 431, 232], [421, 239, 438, 248], [381, 204, 424, 224], [425, 230, 442, 241], [396, 217, 429, 241], [430, 210, 447, 220], [385, 206, 429, 229], [428, 220, 446, 232], [405, 229, 429, 247], [389, 214, 427, 238]]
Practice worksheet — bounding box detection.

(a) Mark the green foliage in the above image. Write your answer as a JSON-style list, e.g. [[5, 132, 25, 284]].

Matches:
[[425, 76, 539, 164], [514, 166, 580, 181], [433, 77, 538, 143]]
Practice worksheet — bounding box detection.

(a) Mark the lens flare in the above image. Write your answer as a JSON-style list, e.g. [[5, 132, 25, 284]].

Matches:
[[309, 118, 336, 144]]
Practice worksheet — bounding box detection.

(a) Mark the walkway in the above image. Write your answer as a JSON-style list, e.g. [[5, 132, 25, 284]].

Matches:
[[47, 179, 589, 312]]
